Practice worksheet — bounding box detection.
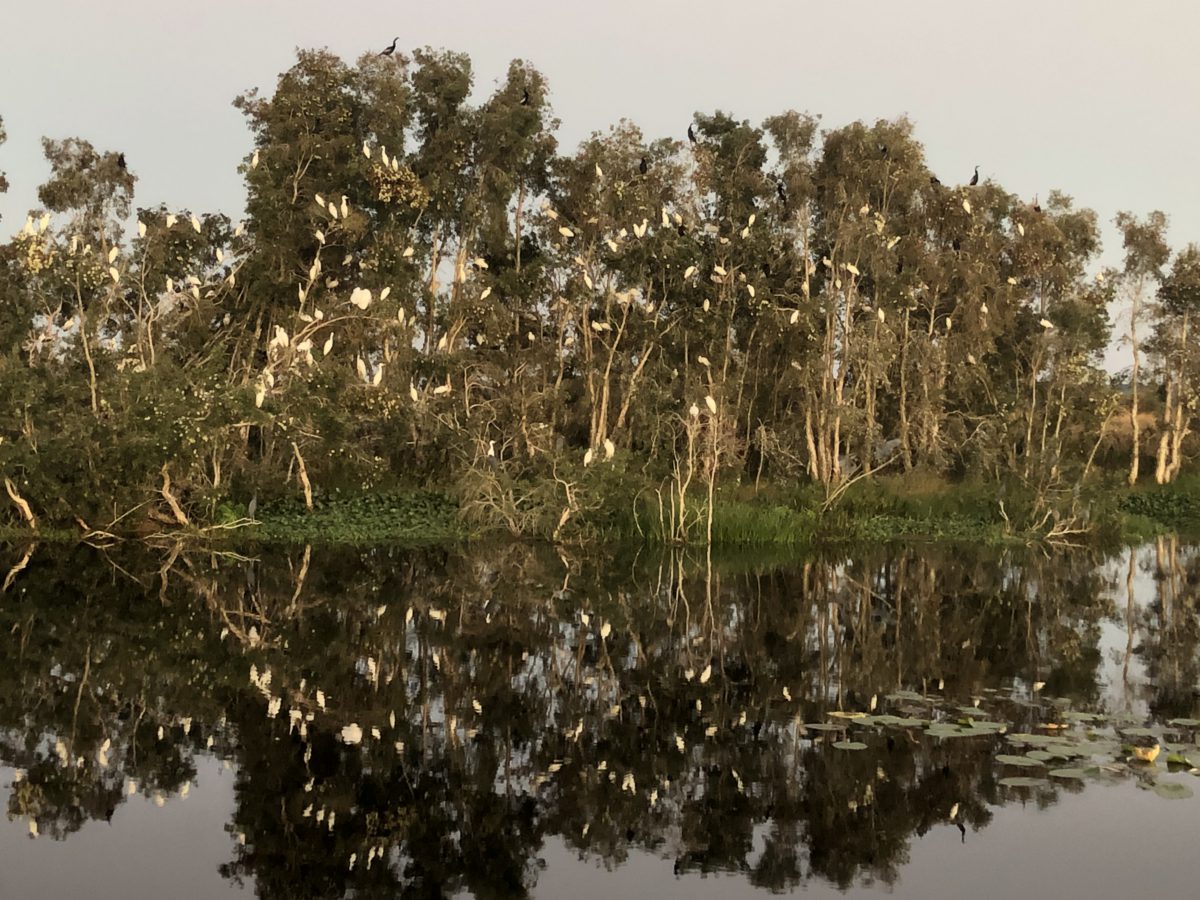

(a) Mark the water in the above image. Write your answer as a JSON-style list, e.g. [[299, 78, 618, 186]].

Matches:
[[2, 538, 1198, 899]]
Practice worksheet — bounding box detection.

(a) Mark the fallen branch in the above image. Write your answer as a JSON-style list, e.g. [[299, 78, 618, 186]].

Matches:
[[3, 543, 36, 592], [159, 465, 190, 527], [4, 477, 38, 531]]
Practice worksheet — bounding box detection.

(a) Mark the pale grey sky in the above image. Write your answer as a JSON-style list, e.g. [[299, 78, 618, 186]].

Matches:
[[2, 1, 1196, 323]]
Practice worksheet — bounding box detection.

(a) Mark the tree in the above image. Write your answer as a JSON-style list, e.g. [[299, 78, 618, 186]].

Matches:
[[1151, 244, 1200, 481], [1114, 210, 1170, 485]]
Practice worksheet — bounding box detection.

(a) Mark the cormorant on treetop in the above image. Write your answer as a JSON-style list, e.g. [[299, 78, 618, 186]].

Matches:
[[969, 165, 979, 186], [639, 157, 648, 176], [687, 124, 696, 144], [379, 37, 400, 57]]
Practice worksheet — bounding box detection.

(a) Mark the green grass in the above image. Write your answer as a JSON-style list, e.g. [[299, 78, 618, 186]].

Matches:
[[0, 526, 76, 543], [7, 471, 1200, 549]]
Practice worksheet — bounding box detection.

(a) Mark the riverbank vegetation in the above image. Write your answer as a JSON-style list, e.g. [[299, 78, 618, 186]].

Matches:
[[1, 46, 1198, 546]]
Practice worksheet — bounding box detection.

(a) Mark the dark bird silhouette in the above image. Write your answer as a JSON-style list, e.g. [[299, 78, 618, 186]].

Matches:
[[116, 153, 127, 170], [969, 165, 979, 187], [379, 36, 400, 57], [687, 124, 696, 144], [776, 181, 788, 204], [1032, 194, 1042, 213], [639, 156, 648, 176], [521, 88, 530, 106], [929, 174, 941, 186], [878, 142, 888, 158]]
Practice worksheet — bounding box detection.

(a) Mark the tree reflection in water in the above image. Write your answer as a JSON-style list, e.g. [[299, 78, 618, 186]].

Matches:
[[2, 539, 1198, 897]]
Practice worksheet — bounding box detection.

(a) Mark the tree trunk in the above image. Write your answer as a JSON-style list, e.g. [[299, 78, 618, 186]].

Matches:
[[1128, 289, 1141, 486]]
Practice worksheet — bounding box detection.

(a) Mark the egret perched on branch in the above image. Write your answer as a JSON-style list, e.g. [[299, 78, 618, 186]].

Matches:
[[969, 165, 979, 187], [379, 37, 399, 57]]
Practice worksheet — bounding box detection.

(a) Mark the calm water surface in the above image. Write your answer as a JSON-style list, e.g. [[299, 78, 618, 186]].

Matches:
[[2, 538, 1199, 898]]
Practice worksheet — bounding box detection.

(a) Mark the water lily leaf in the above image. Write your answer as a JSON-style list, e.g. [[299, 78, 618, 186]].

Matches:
[[957, 706, 990, 718], [1063, 711, 1106, 723], [1167, 718, 1200, 728], [1006, 733, 1058, 746], [995, 754, 1045, 768], [1049, 767, 1089, 780], [999, 776, 1049, 788], [1026, 750, 1056, 762], [804, 723, 843, 732], [1152, 781, 1194, 800], [833, 741, 868, 751], [1166, 751, 1200, 769], [1120, 727, 1157, 738]]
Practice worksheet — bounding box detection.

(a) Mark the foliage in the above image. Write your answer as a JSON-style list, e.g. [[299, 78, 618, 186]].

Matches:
[[0, 44, 1197, 542]]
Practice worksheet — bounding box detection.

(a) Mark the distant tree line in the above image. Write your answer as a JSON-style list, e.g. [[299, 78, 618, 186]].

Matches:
[[0, 46, 1197, 537]]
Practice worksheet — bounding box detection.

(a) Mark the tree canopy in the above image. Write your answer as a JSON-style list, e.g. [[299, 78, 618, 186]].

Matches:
[[0, 45, 1196, 539]]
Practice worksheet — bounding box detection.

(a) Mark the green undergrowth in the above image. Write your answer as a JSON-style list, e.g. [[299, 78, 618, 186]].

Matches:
[[225, 490, 466, 545], [1117, 474, 1200, 532], [4, 472, 1200, 549]]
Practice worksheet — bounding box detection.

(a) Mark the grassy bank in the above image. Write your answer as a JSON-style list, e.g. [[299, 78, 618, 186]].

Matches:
[[4, 474, 1199, 548]]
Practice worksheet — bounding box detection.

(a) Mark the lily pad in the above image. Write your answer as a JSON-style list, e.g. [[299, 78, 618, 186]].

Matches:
[[1119, 727, 1158, 738], [999, 776, 1050, 788], [1005, 733, 1058, 746], [1049, 767, 1089, 780], [928, 724, 980, 739], [1151, 781, 1194, 800], [957, 706, 990, 718], [1167, 718, 1200, 728], [995, 754, 1045, 768], [833, 740, 868, 751]]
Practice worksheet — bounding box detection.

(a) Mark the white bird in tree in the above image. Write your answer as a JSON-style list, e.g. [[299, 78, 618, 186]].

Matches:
[[487, 440, 499, 468]]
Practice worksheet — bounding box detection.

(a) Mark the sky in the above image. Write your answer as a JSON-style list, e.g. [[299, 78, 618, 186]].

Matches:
[[1, 0, 1197, 365]]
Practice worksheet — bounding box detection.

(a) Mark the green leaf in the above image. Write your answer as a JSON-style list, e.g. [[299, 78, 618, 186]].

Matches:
[[1048, 767, 1089, 780], [832, 740, 868, 751], [995, 754, 1045, 768], [1151, 781, 1194, 800]]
